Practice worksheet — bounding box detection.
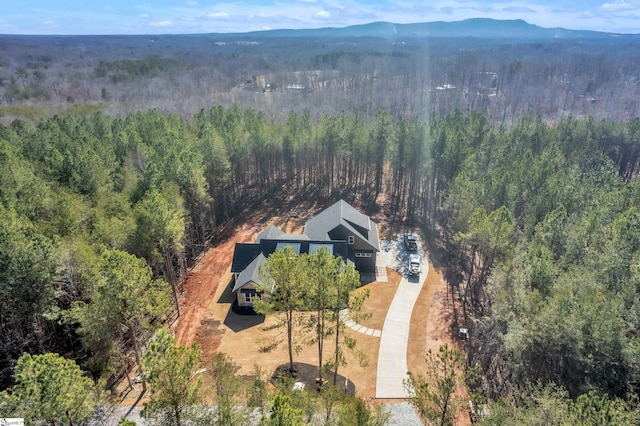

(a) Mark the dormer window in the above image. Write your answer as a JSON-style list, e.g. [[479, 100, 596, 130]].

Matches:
[[348, 236, 355, 244]]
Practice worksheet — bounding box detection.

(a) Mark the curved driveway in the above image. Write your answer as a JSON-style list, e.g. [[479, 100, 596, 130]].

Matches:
[[375, 239, 428, 399]]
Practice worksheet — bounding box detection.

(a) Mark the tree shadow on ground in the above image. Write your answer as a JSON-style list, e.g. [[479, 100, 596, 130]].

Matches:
[[270, 362, 356, 396], [124, 388, 146, 418]]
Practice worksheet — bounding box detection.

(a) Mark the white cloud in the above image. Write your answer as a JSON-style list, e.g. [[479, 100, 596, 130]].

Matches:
[[186, 0, 198, 5], [139, 14, 150, 18], [313, 10, 331, 19], [43, 20, 55, 25], [600, 0, 633, 11], [208, 12, 229, 19], [150, 20, 174, 27]]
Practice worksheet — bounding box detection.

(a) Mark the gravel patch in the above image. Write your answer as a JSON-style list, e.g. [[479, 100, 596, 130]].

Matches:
[[384, 402, 423, 425], [103, 402, 423, 425]]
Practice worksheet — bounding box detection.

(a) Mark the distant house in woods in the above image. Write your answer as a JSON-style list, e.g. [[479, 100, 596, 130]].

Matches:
[[230, 200, 380, 308]]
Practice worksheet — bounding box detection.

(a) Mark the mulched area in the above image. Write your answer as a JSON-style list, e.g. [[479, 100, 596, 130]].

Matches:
[[270, 362, 356, 396]]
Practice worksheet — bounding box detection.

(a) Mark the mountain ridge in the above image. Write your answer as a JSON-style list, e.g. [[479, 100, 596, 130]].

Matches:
[[2, 18, 637, 40], [221, 18, 636, 40]]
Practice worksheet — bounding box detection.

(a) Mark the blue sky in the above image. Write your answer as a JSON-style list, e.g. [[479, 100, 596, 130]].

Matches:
[[2, 1, 640, 35]]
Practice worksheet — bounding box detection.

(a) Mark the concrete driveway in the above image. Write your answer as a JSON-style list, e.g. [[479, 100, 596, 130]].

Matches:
[[375, 236, 428, 399]]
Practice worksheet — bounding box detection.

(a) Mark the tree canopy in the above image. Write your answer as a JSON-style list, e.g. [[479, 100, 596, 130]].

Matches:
[[0, 353, 105, 425], [141, 329, 204, 426], [1, 105, 640, 417]]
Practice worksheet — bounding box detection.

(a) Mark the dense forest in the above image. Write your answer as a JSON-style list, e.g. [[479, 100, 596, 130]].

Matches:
[[1, 103, 640, 421]]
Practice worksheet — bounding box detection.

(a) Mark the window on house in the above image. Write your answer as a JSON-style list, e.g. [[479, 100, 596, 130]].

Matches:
[[348, 236, 355, 244], [355, 252, 371, 257], [242, 290, 262, 304], [276, 242, 301, 255], [309, 243, 334, 255]]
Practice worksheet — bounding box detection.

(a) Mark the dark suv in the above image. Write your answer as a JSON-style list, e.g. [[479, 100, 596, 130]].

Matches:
[[404, 233, 418, 251]]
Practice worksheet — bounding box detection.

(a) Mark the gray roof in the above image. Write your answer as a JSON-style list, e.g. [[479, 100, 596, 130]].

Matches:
[[255, 226, 310, 243], [304, 199, 380, 251], [232, 200, 378, 291], [255, 225, 284, 243], [233, 253, 267, 292], [278, 233, 310, 240]]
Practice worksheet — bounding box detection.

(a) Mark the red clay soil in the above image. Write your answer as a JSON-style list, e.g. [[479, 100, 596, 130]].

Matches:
[[172, 222, 257, 354]]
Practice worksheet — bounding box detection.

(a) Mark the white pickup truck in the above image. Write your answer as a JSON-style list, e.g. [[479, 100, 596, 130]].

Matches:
[[408, 254, 421, 277]]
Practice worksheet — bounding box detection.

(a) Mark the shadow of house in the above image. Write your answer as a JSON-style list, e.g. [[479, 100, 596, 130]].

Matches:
[[217, 276, 237, 304], [223, 304, 265, 332]]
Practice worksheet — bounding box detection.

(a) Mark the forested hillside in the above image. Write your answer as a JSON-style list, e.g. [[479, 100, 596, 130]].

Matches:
[[1, 105, 640, 421]]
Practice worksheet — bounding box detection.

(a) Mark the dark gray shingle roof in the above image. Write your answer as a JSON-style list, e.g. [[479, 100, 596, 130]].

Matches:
[[304, 199, 380, 251], [231, 243, 263, 273]]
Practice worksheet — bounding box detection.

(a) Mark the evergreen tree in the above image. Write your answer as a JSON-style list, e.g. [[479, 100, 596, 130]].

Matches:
[[254, 246, 308, 375], [141, 329, 204, 426], [0, 353, 105, 425]]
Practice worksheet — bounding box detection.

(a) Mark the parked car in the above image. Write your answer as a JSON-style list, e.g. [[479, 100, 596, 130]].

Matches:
[[404, 233, 418, 251], [459, 327, 469, 340], [408, 254, 421, 276]]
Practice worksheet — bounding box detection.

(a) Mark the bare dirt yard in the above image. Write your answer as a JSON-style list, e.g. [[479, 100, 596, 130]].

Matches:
[[119, 199, 465, 421]]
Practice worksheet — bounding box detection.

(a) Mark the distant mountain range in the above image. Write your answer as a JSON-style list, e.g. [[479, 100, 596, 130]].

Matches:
[[225, 18, 636, 40]]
